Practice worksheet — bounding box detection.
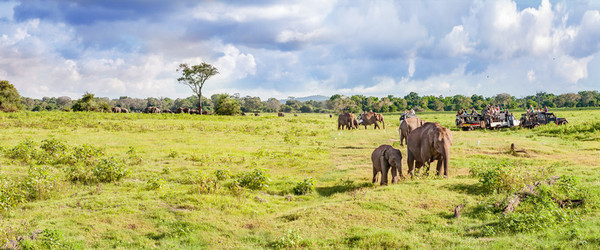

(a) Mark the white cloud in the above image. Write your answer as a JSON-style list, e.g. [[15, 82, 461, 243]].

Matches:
[[527, 70, 536, 82]]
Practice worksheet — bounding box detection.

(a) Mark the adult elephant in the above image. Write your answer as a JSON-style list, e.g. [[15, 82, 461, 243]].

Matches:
[[406, 122, 453, 178], [359, 112, 381, 129], [120, 108, 129, 113], [337, 112, 357, 130], [278, 112, 285, 117], [371, 145, 403, 185], [399, 117, 425, 146], [112, 107, 121, 113], [375, 113, 385, 129]]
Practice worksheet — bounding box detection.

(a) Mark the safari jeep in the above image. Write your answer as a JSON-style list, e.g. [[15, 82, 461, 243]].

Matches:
[[520, 112, 568, 128]]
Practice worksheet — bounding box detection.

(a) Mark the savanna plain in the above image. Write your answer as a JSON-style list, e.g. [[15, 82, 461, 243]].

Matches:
[[1, 109, 600, 249]]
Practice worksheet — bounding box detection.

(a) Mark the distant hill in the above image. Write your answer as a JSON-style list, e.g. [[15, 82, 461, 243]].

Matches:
[[280, 95, 329, 102]]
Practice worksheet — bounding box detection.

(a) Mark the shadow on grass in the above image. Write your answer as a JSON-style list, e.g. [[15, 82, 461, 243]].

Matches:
[[338, 146, 368, 149], [443, 182, 486, 196], [316, 180, 374, 197]]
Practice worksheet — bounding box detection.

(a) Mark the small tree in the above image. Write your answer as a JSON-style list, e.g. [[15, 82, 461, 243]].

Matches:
[[0, 80, 22, 112], [177, 63, 219, 114]]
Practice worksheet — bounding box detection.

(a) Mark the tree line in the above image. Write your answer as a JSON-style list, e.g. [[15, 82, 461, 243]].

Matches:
[[2, 79, 600, 114], [15, 90, 600, 114]]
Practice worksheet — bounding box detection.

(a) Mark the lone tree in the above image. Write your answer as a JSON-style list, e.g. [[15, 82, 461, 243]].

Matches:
[[177, 63, 219, 114]]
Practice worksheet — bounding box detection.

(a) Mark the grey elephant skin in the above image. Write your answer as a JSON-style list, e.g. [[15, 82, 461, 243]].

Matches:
[[371, 145, 403, 185], [359, 112, 383, 129], [406, 122, 453, 178], [338, 112, 358, 130], [399, 117, 425, 146]]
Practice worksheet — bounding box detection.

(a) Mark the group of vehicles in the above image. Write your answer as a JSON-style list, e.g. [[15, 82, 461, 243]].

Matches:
[[455, 110, 568, 131]]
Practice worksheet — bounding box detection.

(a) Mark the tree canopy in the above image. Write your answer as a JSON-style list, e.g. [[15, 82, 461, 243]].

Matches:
[[177, 63, 219, 113], [0, 80, 22, 112]]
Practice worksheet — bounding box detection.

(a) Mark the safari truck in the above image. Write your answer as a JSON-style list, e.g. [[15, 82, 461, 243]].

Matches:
[[484, 112, 521, 129], [520, 112, 568, 128], [455, 114, 485, 131], [456, 111, 520, 130]]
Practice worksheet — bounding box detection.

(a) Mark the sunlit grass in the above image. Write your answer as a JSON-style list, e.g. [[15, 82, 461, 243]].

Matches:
[[1, 110, 599, 248]]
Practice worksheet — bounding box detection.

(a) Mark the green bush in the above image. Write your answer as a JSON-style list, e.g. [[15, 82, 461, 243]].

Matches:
[[6, 138, 39, 164], [38, 138, 68, 165], [146, 176, 166, 190], [0, 174, 27, 212], [293, 178, 314, 195], [469, 161, 551, 194], [213, 169, 231, 181], [269, 230, 306, 249], [21, 166, 58, 201], [197, 175, 219, 194], [66, 157, 128, 184], [237, 168, 270, 190], [93, 157, 128, 183]]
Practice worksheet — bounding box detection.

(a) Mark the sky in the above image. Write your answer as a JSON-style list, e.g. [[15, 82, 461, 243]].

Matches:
[[0, 0, 599, 100]]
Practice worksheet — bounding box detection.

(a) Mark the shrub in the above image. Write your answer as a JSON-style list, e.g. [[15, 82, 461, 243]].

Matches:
[[6, 138, 38, 164], [293, 178, 314, 195], [213, 169, 231, 181], [269, 230, 305, 249], [469, 161, 552, 194], [126, 146, 143, 165], [68, 143, 104, 166], [38, 138, 68, 164], [237, 168, 270, 190], [93, 157, 128, 183], [0, 174, 27, 212], [21, 166, 58, 201], [0, 80, 22, 112], [66, 157, 127, 184], [197, 175, 219, 194], [146, 176, 166, 190]]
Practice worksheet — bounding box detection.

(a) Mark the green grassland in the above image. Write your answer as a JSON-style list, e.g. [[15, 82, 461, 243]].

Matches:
[[1, 110, 599, 248]]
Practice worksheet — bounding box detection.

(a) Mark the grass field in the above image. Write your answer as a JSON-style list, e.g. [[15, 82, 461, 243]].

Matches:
[[1, 110, 599, 248]]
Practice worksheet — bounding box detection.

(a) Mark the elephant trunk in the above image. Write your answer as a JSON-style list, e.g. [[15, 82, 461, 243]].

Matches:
[[443, 147, 450, 177]]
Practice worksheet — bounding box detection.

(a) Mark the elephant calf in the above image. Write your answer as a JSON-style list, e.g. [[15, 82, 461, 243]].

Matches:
[[371, 145, 403, 185]]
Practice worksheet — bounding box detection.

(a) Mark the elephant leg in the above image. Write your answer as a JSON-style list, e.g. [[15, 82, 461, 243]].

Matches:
[[374, 121, 380, 129], [380, 156, 389, 185], [436, 160, 443, 176], [407, 152, 415, 177], [399, 130, 404, 146], [390, 165, 398, 184], [372, 167, 378, 184]]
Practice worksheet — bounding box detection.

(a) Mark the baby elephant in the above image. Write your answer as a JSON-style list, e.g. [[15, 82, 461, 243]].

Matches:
[[371, 145, 403, 185]]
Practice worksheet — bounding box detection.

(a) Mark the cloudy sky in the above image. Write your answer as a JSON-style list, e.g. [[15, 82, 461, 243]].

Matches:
[[0, 0, 599, 100]]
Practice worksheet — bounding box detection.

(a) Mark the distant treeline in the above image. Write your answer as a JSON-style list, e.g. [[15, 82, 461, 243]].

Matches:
[[19, 91, 600, 114]]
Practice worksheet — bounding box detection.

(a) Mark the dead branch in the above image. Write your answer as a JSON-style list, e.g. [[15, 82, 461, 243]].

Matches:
[[502, 176, 559, 215]]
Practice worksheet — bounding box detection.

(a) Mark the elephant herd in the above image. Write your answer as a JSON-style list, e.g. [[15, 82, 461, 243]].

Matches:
[[111, 107, 209, 114], [369, 114, 453, 185], [337, 112, 386, 130]]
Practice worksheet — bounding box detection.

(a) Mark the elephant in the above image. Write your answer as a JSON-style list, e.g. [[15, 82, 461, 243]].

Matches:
[[375, 113, 385, 129], [406, 122, 453, 178], [162, 109, 173, 114], [201, 110, 209, 115], [399, 117, 426, 146], [337, 112, 357, 130], [120, 108, 129, 113], [112, 107, 121, 113], [254, 113, 260, 116], [144, 107, 161, 113], [241, 112, 246, 116], [278, 112, 285, 117], [371, 145, 403, 185], [190, 109, 200, 114], [359, 112, 381, 129], [183, 107, 191, 114]]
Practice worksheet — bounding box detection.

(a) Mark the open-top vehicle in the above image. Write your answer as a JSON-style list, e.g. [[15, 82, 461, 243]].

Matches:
[[520, 112, 568, 128], [456, 111, 520, 130]]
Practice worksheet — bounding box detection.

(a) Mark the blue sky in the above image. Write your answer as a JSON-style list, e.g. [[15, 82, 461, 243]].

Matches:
[[0, 0, 599, 99]]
